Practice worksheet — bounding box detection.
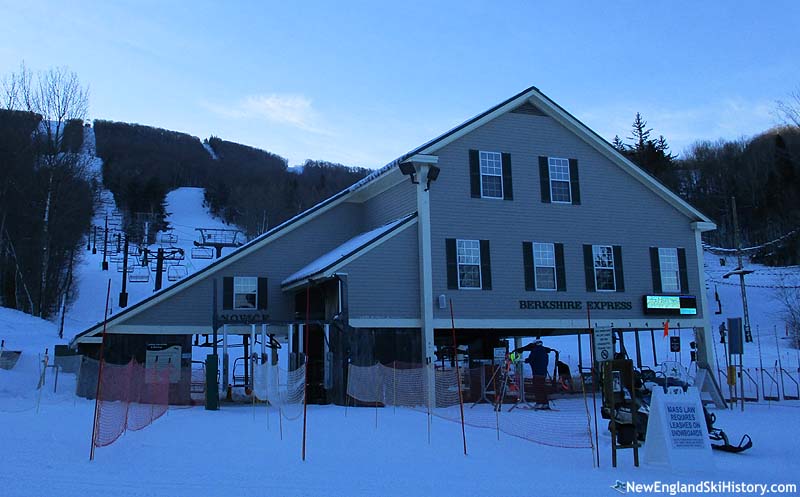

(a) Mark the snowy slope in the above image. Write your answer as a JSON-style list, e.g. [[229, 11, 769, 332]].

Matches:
[[63, 187, 235, 336]]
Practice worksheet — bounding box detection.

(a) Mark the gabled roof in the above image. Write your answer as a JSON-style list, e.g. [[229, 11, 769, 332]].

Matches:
[[397, 86, 715, 227], [72, 85, 714, 346], [282, 213, 417, 289]]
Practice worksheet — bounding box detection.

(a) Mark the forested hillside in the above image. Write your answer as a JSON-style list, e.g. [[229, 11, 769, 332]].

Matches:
[[613, 115, 800, 265], [93, 121, 371, 239]]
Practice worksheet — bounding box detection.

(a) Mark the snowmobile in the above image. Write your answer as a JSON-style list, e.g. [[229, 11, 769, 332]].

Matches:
[[602, 361, 752, 453]]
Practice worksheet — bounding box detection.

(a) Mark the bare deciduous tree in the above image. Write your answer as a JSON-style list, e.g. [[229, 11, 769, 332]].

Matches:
[[776, 86, 800, 128], [1, 63, 93, 317]]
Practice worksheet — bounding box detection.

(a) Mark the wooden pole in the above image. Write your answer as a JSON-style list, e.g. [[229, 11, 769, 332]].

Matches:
[[449, 299, 467, 456]]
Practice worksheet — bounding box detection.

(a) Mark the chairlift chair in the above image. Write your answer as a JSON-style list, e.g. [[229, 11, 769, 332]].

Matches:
[[167, 264, 188, 281], [159, 232, 178, 245], [128, 265, 151, 283], [191, 246, 214, 260], [149, 259, 167, 272]]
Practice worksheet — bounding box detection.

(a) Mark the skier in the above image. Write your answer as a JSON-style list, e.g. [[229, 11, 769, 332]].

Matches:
[[513, 339, 555, 409]]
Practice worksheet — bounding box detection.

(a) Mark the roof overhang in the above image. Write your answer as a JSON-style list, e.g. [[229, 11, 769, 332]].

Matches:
[[282, 213, 418, 291]]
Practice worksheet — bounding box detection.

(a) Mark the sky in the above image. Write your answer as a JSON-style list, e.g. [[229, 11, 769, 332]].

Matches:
[[1, 0, 798, 168]]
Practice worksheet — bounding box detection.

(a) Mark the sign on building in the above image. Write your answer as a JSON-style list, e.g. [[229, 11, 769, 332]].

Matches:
[[670, 336, 681, 353], [145, 344, 181, 383], [593, 327, 613, 362]]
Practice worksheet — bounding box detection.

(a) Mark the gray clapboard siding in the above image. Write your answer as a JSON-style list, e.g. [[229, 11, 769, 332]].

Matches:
[[125, 202, 365, 326], [363, 180, 417, 230], [341, 226, 420, 319], [429, 111, 702, 322]]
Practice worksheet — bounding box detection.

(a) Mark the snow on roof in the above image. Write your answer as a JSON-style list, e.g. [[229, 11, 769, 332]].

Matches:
[[282, 213, 416, 286]]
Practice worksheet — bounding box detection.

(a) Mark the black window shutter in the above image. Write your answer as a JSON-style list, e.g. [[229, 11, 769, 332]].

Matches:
[[539, 156, 551, 203], [446, 238, 458, 289], [257, 277, 268, 310], [222, 277, 233, 310], [583, 245, 595, 292], [568, 158, 581, 205], [501, 152, 513, 200], [522, 242, 534, 291], [650, 247, 663, 294], [613, 245, 625, 292], [677, 248, 689, 293], [480, 240, 492, 290], [555, 243, 567, 291], [469, 150, 481, 198]]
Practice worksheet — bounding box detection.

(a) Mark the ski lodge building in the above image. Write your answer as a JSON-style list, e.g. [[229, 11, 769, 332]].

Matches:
[[71, 86, 718, 404]]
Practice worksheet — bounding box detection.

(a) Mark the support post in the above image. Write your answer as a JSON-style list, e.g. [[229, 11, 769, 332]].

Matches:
[[412, 160, 437, 410], [119, 237, 129, 308], [222, 324, 229, 398], [101, 215, 109, 271], [154, 248, 164, 292]]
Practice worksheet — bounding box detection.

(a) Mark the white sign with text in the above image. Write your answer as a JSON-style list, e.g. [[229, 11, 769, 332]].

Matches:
[[593, 327, 613, 362], [643, 386, 713, 470]]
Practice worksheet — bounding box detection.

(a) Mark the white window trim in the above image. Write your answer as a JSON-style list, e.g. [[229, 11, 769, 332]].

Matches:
[[548, 157, 572, 204], [658, 247, 680, 293], [533, 242, 557, 291], [593, 245, 616, 292], [233, 276, 259, 310], [456, 239, 482, 290], [479, 150, 504, 200]]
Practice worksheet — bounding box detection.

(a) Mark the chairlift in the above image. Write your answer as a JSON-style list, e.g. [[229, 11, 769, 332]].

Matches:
[[128, 265, 151, 283], [167, 264, 188, 282], [163, 248, 185, 261], [159, 232, 178, 245], [191, 246, 214, 260], [149, 259, 167, 272], [116, 258, 137, 273]]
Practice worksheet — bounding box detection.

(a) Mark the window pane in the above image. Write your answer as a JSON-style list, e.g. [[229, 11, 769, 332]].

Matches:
[[481, 175, 503, 198], [595, 268, 616, 291], [480, 151, 503, 198], [234, 293, 257, 309], [457, 239, 481, 264], [234, 276, 258, 309], [457, 239, 482, 288], [551, 180, 571, 203], [459, 265, 481, 289], [593, 246, 614, 268], [549, 158, 570, 181], [659, 248, 680, 292], [479, 151, 502, 175], [535, 267, 556, 290]]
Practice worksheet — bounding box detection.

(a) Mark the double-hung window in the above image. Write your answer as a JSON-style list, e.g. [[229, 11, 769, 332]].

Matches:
[[658, 248, 680, 292], [479, 151, 503, 199], [456, 239, 482, 289], [549, 157, 571, 203], [533, 242, 556, 290], [593, 245, 616, 291], [233, 276, 258, 309]]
